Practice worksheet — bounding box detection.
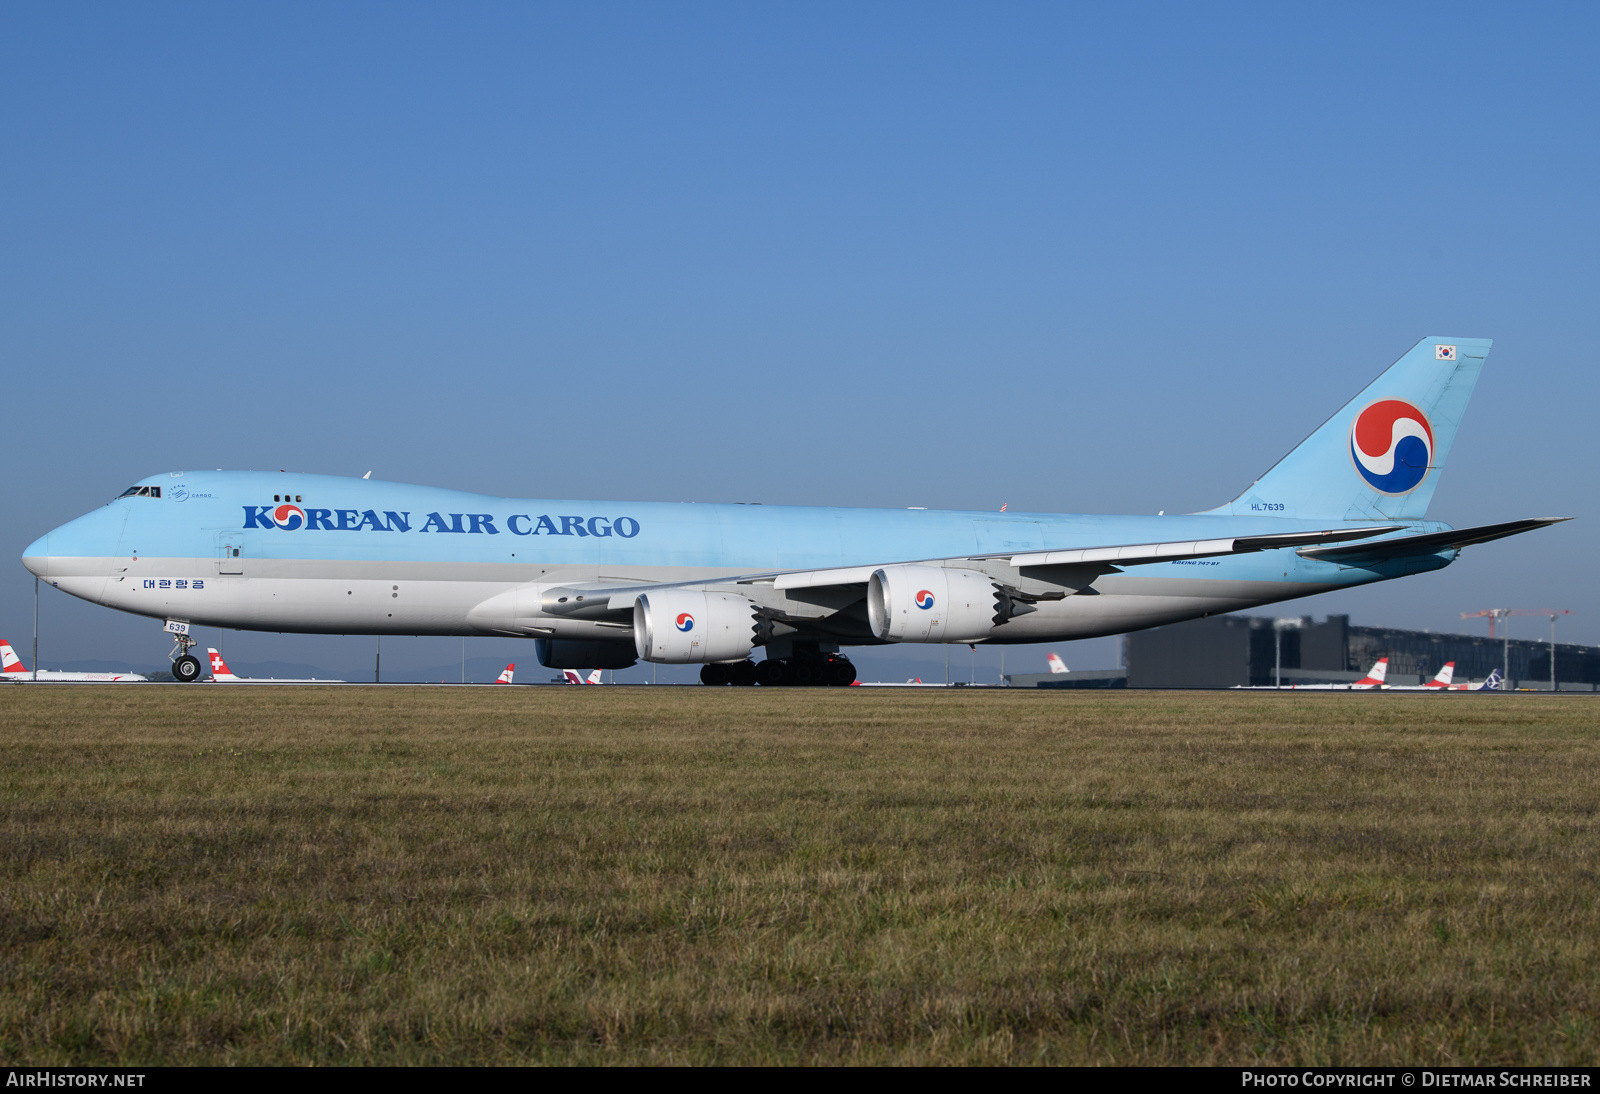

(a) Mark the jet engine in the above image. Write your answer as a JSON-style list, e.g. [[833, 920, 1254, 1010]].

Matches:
[[868, 565, 1003, 643], [633, 590, 761, 664]]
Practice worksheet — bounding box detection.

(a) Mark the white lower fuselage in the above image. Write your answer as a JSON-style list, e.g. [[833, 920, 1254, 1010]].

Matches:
[[46, 556, 1358, 644]]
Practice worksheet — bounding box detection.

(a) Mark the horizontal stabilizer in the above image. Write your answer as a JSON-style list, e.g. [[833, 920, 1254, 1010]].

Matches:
[[1296, 518, 1568, 562]]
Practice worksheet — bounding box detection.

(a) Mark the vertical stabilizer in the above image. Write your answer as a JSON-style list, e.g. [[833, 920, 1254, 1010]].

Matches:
[[1046, 652, 1069, 674], [0, 641, 27, 673], [1207, 337, 1491, 520], [1352, 658, 1389, 688], [1426, 662, 1457, 688], [495, 664, 515, 684], [206, 649, 241, 681]]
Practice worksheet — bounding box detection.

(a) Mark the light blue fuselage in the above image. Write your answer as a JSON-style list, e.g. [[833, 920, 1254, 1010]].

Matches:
[[22, 470, 1451, 646]]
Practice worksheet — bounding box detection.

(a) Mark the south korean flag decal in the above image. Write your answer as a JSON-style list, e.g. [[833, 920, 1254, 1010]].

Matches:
[[1435, 344, 1457, 360]]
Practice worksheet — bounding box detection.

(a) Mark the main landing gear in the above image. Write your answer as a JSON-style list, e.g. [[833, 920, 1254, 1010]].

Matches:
[[700, 655, 857, 687], [169, 632, 202, 683], [700, 660, 758, 686]]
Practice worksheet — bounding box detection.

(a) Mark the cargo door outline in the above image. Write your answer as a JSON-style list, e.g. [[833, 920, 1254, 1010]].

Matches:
[[973, 520, 1046, 554], [215, 532, 248, 575]]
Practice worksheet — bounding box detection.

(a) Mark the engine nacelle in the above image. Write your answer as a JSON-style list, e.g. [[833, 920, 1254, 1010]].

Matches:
[[633, 590, 760, 664], [534, 638, 638, 671], [868, 565, 1000, 643]]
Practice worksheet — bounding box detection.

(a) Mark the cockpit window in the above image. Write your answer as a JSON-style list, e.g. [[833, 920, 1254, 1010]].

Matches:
[[117, 486, 161, 499]]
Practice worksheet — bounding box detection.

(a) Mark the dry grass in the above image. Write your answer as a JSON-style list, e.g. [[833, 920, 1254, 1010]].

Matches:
[[0, 686, 1596, 1065]]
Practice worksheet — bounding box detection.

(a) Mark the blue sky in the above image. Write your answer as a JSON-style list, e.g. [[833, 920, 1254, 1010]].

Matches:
[[3, 2, 1596, 681]]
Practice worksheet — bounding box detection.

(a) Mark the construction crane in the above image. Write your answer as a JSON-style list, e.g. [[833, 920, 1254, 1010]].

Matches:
[[1460, 609, 1575, 690]]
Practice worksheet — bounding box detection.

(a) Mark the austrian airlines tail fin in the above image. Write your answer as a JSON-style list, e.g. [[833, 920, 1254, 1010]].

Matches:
[[495, 664, 515, 684], [561, 668, 602, 684], [1205, 337, 1491, 521], [1352, 658, 1389, 689], [1046, 652, 1069, 674], [206, 649, 241, 681], [0, 641, 28, 673], [1425, 662, 1457, 689]]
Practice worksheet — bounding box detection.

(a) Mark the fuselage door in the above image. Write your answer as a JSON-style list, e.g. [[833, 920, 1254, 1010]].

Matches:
[[216, 532, 246, 575], [972, 519, 1046, 555]]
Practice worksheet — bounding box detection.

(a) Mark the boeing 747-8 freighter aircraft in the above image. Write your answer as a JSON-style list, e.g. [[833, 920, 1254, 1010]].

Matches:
[[22, 337, 1563, 685]]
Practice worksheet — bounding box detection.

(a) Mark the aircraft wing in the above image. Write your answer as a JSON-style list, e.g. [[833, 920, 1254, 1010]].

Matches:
[[1000, 526, 1401, 569], [1294, 518, 1568, 564], [730, 524, 1404, 593], [550, 524, 1403, 616], [478, 522, 1415, 642]]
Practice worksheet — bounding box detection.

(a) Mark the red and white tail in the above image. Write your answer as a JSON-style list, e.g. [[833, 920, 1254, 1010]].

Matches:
[[495, 664, 515, 684], [206, 648, 240, 681], [0, 641, 28, 674], [1351, 657, 1389, 688], [1046, 652, 1069, 674], [1425, 662, 1456, 689]]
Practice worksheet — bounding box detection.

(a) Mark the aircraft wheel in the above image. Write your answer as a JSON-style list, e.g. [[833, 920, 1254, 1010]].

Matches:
[[793, 662, 821, 686], [700, 663, 731, 686], [828, 659, 857, 686], [172, 655, 203, 683], [730, 660, 758, 686], [756, 659, 786, 686]]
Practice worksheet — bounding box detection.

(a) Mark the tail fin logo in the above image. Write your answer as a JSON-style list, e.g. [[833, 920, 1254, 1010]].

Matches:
[[0, 641, 26, 673], [1350, 400, 1434, 495]]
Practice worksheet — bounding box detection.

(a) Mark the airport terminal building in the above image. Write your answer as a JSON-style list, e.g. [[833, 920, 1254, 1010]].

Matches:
[[1009, 614, 1600, 690]]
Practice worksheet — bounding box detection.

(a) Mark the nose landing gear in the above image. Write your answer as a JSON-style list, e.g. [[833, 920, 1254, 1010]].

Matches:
[[168, 629, 202, 683]]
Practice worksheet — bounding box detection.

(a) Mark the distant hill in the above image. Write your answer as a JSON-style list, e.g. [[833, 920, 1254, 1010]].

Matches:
[[213, 660, 344, 680], [383, 656, 544, 684], [41, 660, 165, 675], [39, 655, 549, 683]]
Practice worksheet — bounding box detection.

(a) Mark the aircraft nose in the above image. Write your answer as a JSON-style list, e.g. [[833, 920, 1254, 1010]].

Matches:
[[21, 534, 48, 579]]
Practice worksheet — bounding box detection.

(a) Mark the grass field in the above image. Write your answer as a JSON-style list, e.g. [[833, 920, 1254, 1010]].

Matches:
[[1, 686, 1596, 1065]]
